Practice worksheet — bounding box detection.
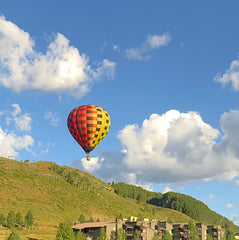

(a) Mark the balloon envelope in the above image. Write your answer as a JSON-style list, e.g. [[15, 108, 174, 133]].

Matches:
[[67, 105, 110, 159]]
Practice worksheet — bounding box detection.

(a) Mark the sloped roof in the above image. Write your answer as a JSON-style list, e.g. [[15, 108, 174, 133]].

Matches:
[[72, 221, 116, 230]]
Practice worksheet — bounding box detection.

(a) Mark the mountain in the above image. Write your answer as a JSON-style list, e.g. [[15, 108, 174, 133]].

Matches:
[[112, 182, 239, 233]]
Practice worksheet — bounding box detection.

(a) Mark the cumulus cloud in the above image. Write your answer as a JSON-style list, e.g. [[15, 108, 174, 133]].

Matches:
[[75, 109, 239, 186], [0, 104, 34, 158], [81, 157, 102, 172], [214, 58, 239, 91], [0, 16, 115, 97], [113, 33, 171, 61], [225, 203, 233, 209], [0, 127, 34, 158]]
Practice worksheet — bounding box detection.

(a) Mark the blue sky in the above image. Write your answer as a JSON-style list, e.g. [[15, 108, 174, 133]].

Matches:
[[0, 0, 239, 225]]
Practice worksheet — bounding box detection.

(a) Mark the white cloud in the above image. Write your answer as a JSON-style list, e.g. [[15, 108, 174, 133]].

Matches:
[[81, 157, 102, 172], [209, 194, 214, 199], [0, 126, 34, 158], [74, 109, 239, 186], [10, 104, 32, 132], [225, 203, 233, 209], [12, 104, 22, 117], [0, 104, 34, 158], [146, 34, 170, 49], [214, 58, 239, 91], [163, 186, 173, 193], [113, 33, 171, 61], [0, 16, 115, 97], [44, 111, 60, 126]]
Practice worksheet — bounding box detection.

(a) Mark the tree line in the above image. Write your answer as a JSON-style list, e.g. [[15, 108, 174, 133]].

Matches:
[[0, 210, 34, 240], [0, 210, 34, 229]]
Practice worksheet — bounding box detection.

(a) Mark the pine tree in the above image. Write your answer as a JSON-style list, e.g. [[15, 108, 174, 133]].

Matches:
[[97, 228, 107, 240], [133, 230, 140, 240], [162, 231, 172, 240], [7, 210, 16, 229], [56, 221, 75, 240], [24, 210, 34, 228], [75, 230, 87, 240], [151, 232, 160, 240], [88, 217, 94, 222], [7, 230, 21, 240], [0, 213, 6, 227], [188, 221, 199, 240], [79, 214, 86, 223], [116, 228, 126, 240], [206, 235, 213, 240], [16, 213, 23, 226], [224, 229, 235, 240]]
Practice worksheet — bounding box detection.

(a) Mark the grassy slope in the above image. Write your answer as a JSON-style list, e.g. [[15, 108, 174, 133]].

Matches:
[[0, 157, 193, 239], [0, 157, 192, 224]]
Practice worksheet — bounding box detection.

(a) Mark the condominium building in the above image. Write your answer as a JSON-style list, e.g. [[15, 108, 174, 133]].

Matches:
[[207, 225, 223, 240], [72, 219, 223, 240]]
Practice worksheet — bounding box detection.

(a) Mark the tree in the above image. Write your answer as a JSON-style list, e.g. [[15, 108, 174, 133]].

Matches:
[[205, 235, 213, 240], [76, 230, 87, 240], [16, 213, 23, 226], [0, 213, 6, 227], [137, 214, 144, 221], [116, 228, 126, 240], [224, 229, 235, 240], [151, 232, 160, 240], [7, 210, 16, 229], [7, 230, 21, 240], [97, 228, 107, 240], [79, 214, 86, 223], [56, 221, 75, 240], [162, 231, 172, 240], [116, 214, 123, 220], [188, 221, 199, 240], [133, 230, 140, 240], [24, 210, 34, 228], [88, 217, 94, 222]]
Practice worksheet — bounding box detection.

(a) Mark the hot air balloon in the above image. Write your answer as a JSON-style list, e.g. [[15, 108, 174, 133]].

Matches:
[[67, 104, 111, 161]]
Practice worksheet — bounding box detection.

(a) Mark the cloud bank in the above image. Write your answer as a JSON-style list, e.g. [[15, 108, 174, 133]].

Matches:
[[0, 16, 115, 97], [74, 109, 239, 186]]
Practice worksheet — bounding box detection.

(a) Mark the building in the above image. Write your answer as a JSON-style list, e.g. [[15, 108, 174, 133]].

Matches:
[[195, 223, 207, 240], [72, 221, 116, 240], [172, 223, 189, 240], [156, 221, 173, 238], [72, 220, 224, 240], [207, 225, 223, 240], [123, 220, 155, 240]]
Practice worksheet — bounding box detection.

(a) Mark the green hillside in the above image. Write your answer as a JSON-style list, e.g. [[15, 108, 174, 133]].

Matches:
[[0, 157, 193, 239], [112, 182, 239, 233]]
